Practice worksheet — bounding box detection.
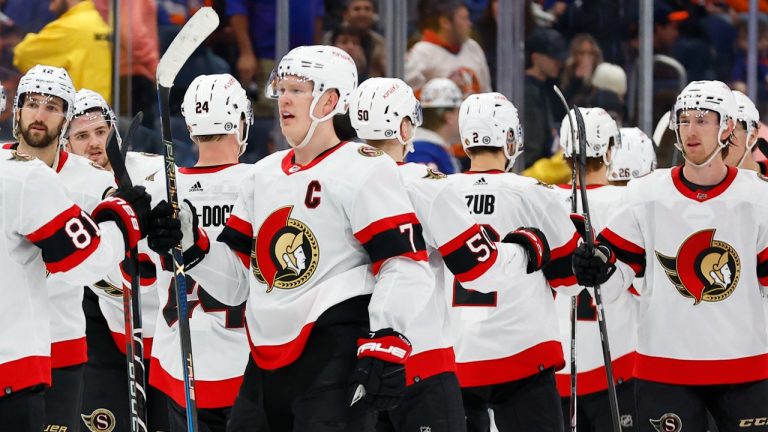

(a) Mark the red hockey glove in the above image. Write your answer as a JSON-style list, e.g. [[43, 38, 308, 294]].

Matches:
[[572, 242, 616, 287], [502, 227, 551, 273], [349, 328, 412, 410], [92, 186, 151, 250]]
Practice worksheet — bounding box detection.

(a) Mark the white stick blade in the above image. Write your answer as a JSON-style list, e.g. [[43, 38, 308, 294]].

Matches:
[[157, 7, 220, 88]]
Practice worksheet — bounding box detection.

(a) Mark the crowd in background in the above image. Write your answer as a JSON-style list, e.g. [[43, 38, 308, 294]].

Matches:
[[0, 0, 766, 176]]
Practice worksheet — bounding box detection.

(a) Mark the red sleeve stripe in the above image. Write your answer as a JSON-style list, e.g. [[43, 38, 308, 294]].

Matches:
[[234, 250, 250, 269], [371, 250, 428, 275], [46, 236, 102, 273], [26, 205, 82, 242], [759, 275, 768, 286], [225, 214, 253, 238], [628, 285, 640, 296], [355, 213, 421, 244], [600, 228, 644, 255], [550, 232, 580, 260], [758, 247, 768, 265], [438, 225, 482, 256], [549, 275, 578, 289]]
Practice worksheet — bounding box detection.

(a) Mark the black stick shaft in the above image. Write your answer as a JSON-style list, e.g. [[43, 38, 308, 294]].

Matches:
[[157, 84, 199, 432]]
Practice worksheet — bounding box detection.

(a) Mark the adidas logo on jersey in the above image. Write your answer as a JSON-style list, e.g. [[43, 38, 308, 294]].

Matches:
[[474, 177, 488, 186], [189, 181, 204, 192]]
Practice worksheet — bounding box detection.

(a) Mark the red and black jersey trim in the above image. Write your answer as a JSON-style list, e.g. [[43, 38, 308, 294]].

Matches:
[[355, 213, 428, 274], [439, 225, 498, 283], [26, 205, 101, 273], [598, 228, 646, 276], [2, 142, 18, 150], [543, 232, 579, 288], [758, 247, 768, 286], [217, 215, 253, 268], [120, 253, 158, 286]]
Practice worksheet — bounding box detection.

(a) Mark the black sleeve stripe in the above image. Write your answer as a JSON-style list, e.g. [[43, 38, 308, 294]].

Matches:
[[758, 260, 768, 279], [361, 222, 427, 266], [217, 226, 252, 257], [34, 222, 100, 268], [598, 232, 646, 277]]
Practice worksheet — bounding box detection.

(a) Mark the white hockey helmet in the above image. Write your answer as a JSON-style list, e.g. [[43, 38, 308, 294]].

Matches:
[[0, 82, 6, 115], [265, 45, 358, 149], [559, 107, 618, 164], [459, 92, 523, 165], [731, 90, 760, 153], [419, 78, 463, 108], [69, 89, 119, 144], [14, 64, 76, 140], [669, 80, 737, 167], [349, 77, 423, 150], [607, 127, 657, 181], [182, 73, 253, 155]]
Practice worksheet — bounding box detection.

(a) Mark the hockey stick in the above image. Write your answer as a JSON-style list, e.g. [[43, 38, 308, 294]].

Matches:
[[553, 85, 579, 432], [571, 106, 622, 432], [105, 115, 148, 432], [120, 111, 143, 160], [156, 7, 220, 431]]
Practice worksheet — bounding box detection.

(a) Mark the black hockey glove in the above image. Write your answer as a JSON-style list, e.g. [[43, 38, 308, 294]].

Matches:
[[179, 199, 209, 269], [572, 242, 616, 287], [502, 227, 551, 273], [92, 186, 151, 250], [146, 200, 181, 255], [349, 328, 412, 410]]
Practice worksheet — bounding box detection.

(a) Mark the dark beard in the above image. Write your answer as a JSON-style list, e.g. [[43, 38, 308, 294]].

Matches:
[[20, 122, 60, 149]]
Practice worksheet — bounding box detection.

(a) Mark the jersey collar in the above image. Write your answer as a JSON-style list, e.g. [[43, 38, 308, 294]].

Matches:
[[671, 165, 737, 202], [281, 141, 347, 175], [4, 142, 68, 173], [179, 163, 238, 174], [555, 183, 606, 190], [464, 169, 505, 174]]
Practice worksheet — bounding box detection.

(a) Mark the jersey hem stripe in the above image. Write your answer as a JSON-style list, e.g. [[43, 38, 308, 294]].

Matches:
[[634, 352, 768, 385], [455, 340, 565, 387]]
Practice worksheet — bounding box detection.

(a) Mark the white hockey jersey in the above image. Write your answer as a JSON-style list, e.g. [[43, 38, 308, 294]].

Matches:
[[598, 166, 768, 385], [551, 184, 639, 396], [0, 148, 126, 394], [148, 163, 251, 409], [88, 151, 165, 358], [396, 163, 528, 384], [445, 170, 580, 387], [189, 142, 435, 370], [48, 149, 116, 368]]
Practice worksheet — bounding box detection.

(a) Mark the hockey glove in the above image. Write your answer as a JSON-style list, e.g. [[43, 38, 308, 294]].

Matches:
[[349, 328, 412, 410], [502, 227, 551, 273], [572, 242, 616, 287], [179, 199, 209, 269], [146, 200, 181, 255], [92, 186, 151, 250]]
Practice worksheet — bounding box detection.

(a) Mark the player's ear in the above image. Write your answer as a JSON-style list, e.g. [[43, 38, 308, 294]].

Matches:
[[320, 90, 340, 117], [400, 118, 414, 142]]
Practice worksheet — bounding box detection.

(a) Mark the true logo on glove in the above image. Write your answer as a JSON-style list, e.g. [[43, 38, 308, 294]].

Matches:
[[357, 342, 409, 360]]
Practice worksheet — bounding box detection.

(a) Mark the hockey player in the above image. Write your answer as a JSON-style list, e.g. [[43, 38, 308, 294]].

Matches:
[[572, 80, 768, 431], [146, 73, 255, 432], [65, 88, 171, 431], [4, 64, 124, 431], [349, 77, 550, 432], [406, 78, 463, 174], [0, 140, 162, 430], [553, 108, 639, 432], [164, 46, 436, 431], [607, 127, 657, 186], [448, 92, 580, 432], [725, 90, 767, 175]]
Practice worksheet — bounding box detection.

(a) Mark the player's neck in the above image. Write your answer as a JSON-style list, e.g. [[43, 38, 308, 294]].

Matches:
[[196, 140, 239, 167], [583, 168, 609, 186], [682, 158, 729, 186], [739, 151, 760, 172], [469, 153, 506, 172], [292, 126, 342, 165], [17, 140, 59, 168]]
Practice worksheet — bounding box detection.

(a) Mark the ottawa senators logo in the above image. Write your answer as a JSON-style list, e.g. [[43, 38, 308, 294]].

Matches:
[[656, 229, 740, 305], [357, 145, 383, 157], [9, 150, 34, 162], [650, 413, 682, 432], [423, 168, 446, 179], [251, 206, 319, 293], [81, 408, 116, 432]]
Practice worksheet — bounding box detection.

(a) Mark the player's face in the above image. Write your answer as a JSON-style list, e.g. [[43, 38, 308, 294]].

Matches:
[[677, 109, 728, 165], [276, 76, 315, 145], [67, 115, 111, 168], [18, 94, 67, 149]]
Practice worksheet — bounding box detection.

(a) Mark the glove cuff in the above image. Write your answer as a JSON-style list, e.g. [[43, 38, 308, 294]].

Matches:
[[183, 227, 210, 270], [92, 197, 142, 250], [356, 329, 412, 364], [503, 228, 550, 272]]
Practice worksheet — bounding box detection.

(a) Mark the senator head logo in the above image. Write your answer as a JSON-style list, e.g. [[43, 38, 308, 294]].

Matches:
[[656, 229, 740, 305], [251, 206, 319, 293]]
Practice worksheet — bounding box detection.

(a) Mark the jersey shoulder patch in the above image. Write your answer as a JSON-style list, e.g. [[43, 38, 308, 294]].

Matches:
[[535, 179, 554, 189], [758, 172, 768, 182], [89, 161, 107, 170], [423, 167, 447, 180], [8, 150, 35, 162], [357, 145, 384, 158]]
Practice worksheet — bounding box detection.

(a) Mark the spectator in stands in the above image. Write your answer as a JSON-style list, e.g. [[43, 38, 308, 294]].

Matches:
[[731, 19, 768, 94], [405, 78, 462, 174], [13, 0, 111, 102], [228, 0, 325, 117], [405, 0, 491, 95], [322, 0, 385, 79], [329, 25, 369, 81], [560, 33, 603, 106], [94, 0, 159, 127], [523, 27, 568, 168]]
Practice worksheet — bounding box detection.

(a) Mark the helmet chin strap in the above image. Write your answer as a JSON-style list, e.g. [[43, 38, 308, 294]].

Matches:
[[735, 130, 757, 168], [673, 125, 727, 168], [289, 97, 335, 150]]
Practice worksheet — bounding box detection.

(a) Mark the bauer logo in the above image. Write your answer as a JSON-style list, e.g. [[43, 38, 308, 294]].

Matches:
[[251, 206, 319, 293], [81, 408, 116, 432], [650, 413, 682, 432], [656, 229, 740, 305]]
